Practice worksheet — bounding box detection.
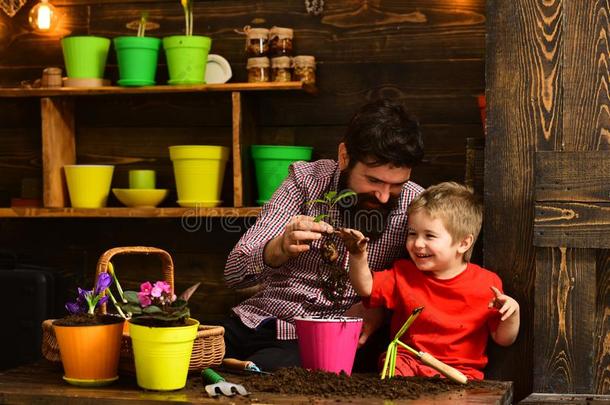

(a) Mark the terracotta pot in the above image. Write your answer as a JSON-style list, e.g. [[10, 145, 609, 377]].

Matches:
[[53, 316, 124, 386]]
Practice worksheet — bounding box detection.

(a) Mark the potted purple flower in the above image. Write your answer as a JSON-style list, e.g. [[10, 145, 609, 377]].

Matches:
[[52, 272, 124, 386], [111, 276, 200, 391]]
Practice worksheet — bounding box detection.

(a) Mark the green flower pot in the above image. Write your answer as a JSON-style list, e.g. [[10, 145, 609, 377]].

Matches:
[[114, 36, 161, 86], [61, 36, 110, 79], [163, 35, 212, 85], [251, 145, 313, 205]]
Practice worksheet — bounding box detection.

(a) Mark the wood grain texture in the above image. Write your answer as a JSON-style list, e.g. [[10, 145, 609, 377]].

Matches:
[[41, 97, 75, 208], [0, 207, 261, 218], [594, 250, 610, 394], [486, 0, 560, 398], [534, 202, 610, 249], [533, 248, 596, 393], [535, 151, 610, 202]]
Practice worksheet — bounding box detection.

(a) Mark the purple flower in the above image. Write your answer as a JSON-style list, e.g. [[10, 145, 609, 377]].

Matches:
[[94, 272, 112, 295], [65, 301, 83, 314]]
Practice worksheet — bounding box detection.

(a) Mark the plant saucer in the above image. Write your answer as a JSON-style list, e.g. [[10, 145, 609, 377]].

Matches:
[[167, 79, 205, 85], [63, 375, 118, 387], [112, 188, 169, 208], [176, 200, 222, 208], [117, 79, 155, 87]]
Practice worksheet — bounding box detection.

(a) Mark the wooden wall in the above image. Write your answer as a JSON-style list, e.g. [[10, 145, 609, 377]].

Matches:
[[0, 0, 489, 383], [487, 0, 610, 402]]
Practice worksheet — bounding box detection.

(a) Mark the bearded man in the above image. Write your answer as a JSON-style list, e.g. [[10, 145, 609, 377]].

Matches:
[[223, 98, 425, 371]]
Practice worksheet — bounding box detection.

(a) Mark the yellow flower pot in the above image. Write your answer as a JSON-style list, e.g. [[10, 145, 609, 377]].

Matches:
[[169, 145, 229, 208], [129, 318, 199, 391], [64, 165, 114, 208]]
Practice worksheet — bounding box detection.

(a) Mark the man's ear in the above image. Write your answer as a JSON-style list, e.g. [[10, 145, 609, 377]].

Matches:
[[457, 234, 474, 254], [338, 142, 349, 170]]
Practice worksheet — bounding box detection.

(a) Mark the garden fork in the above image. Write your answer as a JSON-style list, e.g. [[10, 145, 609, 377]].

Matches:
[[202, 368, 249, 397]]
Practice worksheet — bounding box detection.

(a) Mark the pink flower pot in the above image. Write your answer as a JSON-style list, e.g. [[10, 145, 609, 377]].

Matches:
[[294, 316, 362, 375]]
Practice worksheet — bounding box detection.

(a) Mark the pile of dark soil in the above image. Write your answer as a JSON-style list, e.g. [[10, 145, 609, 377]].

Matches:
[[237, 367, 506, 400], [53, 313, 123, 326]]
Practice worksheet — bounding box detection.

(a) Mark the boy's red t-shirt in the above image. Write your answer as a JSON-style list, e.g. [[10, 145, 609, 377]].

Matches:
[[364, 259, 503, 379]]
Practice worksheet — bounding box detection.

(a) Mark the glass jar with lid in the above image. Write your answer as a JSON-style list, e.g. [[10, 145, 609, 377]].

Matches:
[[271, 56, 292, 82], [244, 27, 269, 57], [293, 55, 316, 85], [247, 57, 270, 83], [269, 26, 294, 56]]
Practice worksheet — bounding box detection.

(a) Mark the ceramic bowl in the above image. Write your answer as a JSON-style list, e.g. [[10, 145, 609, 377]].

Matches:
[[112, 188, 168, 208]]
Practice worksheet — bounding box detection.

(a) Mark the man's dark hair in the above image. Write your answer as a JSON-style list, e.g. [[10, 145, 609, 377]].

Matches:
[[343, 98, 424, 168]]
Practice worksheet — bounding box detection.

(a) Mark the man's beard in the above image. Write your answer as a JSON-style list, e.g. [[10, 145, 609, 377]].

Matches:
[[335, 169, 399, 241]]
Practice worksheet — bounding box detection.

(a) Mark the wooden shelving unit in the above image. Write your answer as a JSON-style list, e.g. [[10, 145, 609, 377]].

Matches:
[[0, 207, 261, 218], [0, 82, 313, 218]]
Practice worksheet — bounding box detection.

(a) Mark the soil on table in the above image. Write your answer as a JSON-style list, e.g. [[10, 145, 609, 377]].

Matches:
[[209, 367, 508, 400]]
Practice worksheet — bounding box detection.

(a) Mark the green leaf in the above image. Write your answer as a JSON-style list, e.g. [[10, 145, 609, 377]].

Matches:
[[122, 303, 142, 314], [313, 214, 328, 223], [333, 190, 356, 204], [143, 305, 163, 314], [324, 191, 337, 202], [124, 291, 140, 304]]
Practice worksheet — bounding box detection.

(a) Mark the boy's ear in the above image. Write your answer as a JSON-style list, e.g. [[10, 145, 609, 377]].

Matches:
[[457, 234, 474, 254]]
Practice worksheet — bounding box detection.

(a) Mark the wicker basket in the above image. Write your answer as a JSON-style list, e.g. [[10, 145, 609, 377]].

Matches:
[[41, 246, 225, 372]]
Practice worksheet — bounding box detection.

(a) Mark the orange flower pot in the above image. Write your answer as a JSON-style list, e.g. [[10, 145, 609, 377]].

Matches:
[[53, 317, 124, 386]]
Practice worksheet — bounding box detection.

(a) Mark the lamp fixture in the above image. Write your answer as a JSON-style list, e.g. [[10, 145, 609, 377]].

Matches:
[[28, 0, 59, 33]]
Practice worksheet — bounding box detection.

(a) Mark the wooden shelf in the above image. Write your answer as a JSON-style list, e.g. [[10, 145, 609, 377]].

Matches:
[[0, 82, 316, 97], [0, 207, 261, 218], [0, 82, 311, 217]]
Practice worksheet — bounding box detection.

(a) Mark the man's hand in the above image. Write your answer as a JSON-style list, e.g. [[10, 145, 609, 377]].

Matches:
[[488, 286, 520, 321], [264, 215, 333, 267], [337, 228, 369, 256], [344, 302, 385, 347]]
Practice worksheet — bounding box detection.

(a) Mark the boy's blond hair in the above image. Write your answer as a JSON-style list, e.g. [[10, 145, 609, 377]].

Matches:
[[407, 182, 482, 262]]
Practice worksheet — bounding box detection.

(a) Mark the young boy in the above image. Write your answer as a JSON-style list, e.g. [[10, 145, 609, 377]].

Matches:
[[339, 182, 519, 380]]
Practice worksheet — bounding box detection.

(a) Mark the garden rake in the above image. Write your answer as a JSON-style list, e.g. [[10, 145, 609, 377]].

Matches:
[[202, 368, 249, 397], [381, 306, 468, 384]]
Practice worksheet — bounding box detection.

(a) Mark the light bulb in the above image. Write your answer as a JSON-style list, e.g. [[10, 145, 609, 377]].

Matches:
[[29, 0, 59, 33]]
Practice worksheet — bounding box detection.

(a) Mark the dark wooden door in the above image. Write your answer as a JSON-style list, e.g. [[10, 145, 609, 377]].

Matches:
[[486, 0, 610, 401]]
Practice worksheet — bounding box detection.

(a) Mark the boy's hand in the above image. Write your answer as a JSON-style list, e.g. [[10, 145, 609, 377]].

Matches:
[[336, 228, 369, 255], [488, 286, 519, 321]]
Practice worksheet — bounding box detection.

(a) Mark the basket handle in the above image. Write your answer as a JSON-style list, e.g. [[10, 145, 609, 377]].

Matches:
[[95, 246, 174, 315]]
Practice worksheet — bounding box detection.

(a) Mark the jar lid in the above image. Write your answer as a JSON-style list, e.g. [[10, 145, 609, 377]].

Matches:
[[269, 26, 294, 39], [293, 55, 315, 68], [271, 56, 292, 68], [43, 67, 62, 75], [245, 27, 269, 39], [247, 57, 270, 68]]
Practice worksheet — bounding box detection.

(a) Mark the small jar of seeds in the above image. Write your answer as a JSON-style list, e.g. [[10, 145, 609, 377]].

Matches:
[[271, 56, 292, 82], [293, 55, 316, 86], [245, 27, 270, 57], [247, 57, 270, 83], [269, 26, 294, 57]]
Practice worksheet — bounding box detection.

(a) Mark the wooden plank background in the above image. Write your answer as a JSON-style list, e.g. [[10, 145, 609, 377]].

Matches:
[[487, 0, 610, 400]]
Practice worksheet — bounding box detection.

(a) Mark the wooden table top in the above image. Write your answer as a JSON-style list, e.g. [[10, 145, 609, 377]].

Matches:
[[0, 362, 513, 404]]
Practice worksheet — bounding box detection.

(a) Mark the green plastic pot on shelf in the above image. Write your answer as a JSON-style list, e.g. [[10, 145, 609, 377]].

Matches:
[[251, 145, 313, 205], [61, 36, 111, 79], [163, 36, 212, 85], [114, 36, 161, 86]]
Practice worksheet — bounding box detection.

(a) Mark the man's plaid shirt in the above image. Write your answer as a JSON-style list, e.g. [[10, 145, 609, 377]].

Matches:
[[224, 160, 423, 340]]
